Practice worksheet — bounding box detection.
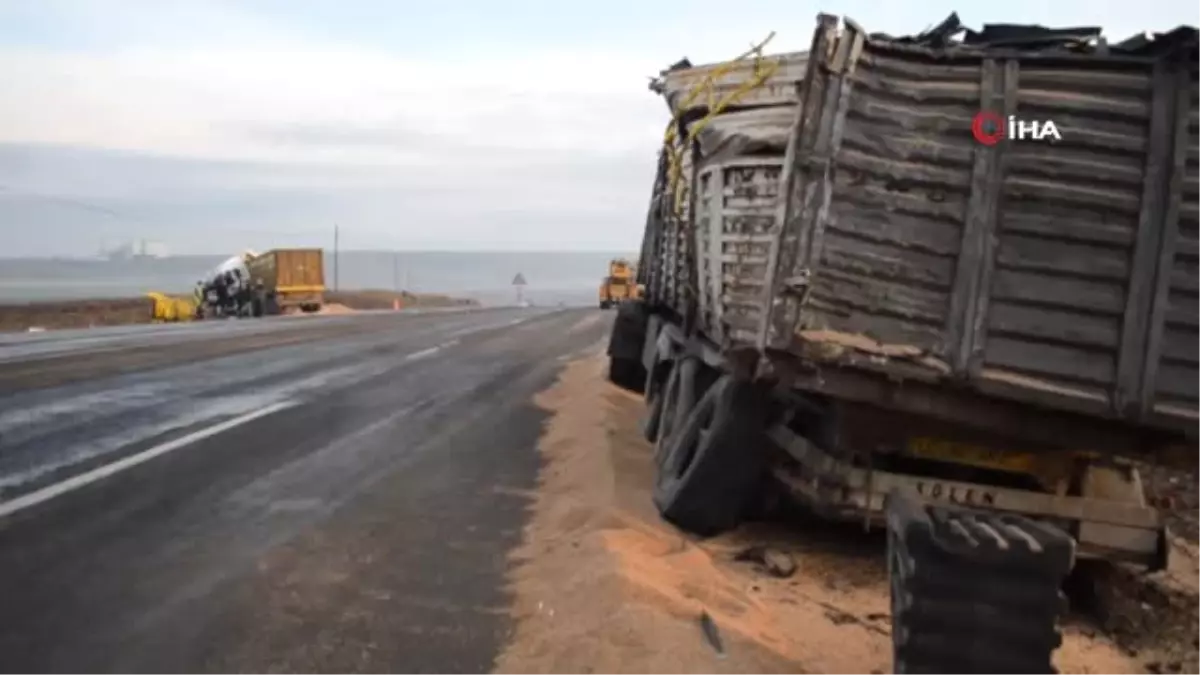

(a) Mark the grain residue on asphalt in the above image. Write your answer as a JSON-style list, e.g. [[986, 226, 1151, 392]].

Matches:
[[495, 352, 1157, 674]]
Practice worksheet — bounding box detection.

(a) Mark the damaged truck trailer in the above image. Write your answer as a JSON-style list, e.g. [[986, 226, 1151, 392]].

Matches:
[[608, 12, 1198, 672]]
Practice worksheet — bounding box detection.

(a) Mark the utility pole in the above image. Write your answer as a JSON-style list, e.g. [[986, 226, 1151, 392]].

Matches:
[[392, 252, 399, 292], [333, 224, 340, 292]]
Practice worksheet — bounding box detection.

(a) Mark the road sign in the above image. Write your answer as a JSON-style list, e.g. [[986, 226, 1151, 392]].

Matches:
[[512, 273, 527, 286]]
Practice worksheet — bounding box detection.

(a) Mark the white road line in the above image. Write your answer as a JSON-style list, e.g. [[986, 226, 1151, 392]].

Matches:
[[0, 400, 297, 519], [404, 346, 441, 362]]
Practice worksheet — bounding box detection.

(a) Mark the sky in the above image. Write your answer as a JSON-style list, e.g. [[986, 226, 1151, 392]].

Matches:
[[0, 0, 1195, 257]]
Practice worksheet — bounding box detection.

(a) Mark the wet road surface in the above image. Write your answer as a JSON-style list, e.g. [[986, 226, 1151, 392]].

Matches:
[[0, 307, 610, 673]]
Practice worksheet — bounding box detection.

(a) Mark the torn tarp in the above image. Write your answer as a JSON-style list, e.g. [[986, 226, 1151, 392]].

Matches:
[[869, 11, 1197, 58]]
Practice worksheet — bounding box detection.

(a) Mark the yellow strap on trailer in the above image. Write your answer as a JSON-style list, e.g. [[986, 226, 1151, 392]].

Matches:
[[663, 32, 782, 217]]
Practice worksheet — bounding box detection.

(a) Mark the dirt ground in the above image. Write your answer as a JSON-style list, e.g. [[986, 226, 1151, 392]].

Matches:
[[495, 353, 1200, 674], [0, 290, 477, 332]]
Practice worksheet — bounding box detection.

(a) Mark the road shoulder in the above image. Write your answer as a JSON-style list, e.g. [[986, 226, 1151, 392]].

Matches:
[[495, 354, 1148, 674]]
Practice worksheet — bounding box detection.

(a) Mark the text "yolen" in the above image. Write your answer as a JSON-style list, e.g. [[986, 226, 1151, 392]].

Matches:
[[972, 111, 1063, 146]]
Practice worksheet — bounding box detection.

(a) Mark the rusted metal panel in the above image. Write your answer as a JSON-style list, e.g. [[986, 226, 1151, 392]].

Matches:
[[765, 16, 1198, 438]]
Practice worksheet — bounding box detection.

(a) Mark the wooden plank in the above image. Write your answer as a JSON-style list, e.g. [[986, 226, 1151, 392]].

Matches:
[[991, 269, 1126, 315], [836, 148, 972, 189], [944, 57, 1000, 376], [984, 336, 1116, 387], [999, 207, 1136, 248], [968, 59, 1020, 376], [708, 163, 726, 344], [1140, 64, 1197, 416], [995, 233, 1132, 282], [799, 32, 861, 272], [827, 205, 963, 257], [759, 13, 838, 350], [1116, 63, 1176, 417], [839, 120, 975, 167], [987, 301, 1121, 350]]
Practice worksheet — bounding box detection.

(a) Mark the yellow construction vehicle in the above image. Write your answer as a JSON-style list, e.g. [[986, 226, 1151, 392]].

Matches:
[[598, 258, 638, 309]]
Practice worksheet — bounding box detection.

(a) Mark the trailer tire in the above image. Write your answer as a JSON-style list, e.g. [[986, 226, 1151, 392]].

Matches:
[[652, 356, 698, 465], [641, 373, 667, 442], [639, 344, 672, 443], [606, 301, 648, 393], [609, 359, 643, 391], [653, 374, 766, 536], [885, 492, 1074, 674]]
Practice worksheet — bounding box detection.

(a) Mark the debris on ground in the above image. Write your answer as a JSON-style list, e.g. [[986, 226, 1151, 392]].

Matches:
[[494, 352, 1183, 673], [734, 546, 797, 579], [1074, 540, 1200, 673], [699, 611, 725, 656]]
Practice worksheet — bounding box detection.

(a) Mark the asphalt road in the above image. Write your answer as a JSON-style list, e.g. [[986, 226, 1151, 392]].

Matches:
[[0, 306, 612, 673]]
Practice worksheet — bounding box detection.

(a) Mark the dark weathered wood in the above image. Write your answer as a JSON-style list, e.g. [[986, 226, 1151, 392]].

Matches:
[[1116, 63, 1177, 416], [827, 205, 963, 257], [945, 58, 1002, 374], [868, 38, 1162, 67], [830, 180, 968, 223], [1155, 362, 1199, 399], [839, 121, 976, 167], [707, 159, 728, 344], [1003, 176, 1142, 214], [990, 268, 1127, 315], [1013, 66, 1152, 95], [811, 267, 950, 324], [850, 65, 980, 104], [985, 336, 1115, 386], [799, 32, 861, 271], [1004, 150, 1145, 190], [1161, 326, 1200, 364], [820, 233, 957, 287], [836, 147, 971, 189], [987, 301, 1120, 350], [1165, 298, 1200, 328], [859, 46, 1158, 79], [1138, 67, 1198, 416], [682, 139, 702, 335], [1000, 207, 1136, 247], [1018, 87, 1151, 118], [967, 59, 1020, 376], [758, 13, 838, 349], [995, 233, 1132, 282]]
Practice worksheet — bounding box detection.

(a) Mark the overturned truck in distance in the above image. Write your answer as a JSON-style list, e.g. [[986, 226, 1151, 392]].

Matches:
[[608, 12, 1198, 672], [196, 248, 326, 319]]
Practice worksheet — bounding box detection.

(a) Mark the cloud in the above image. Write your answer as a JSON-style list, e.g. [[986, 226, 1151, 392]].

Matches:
[[1, 0, 1194, 256]]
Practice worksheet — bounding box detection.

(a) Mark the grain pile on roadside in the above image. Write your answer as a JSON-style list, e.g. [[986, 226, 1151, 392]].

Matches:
[[496, 352, 1172, 674]]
